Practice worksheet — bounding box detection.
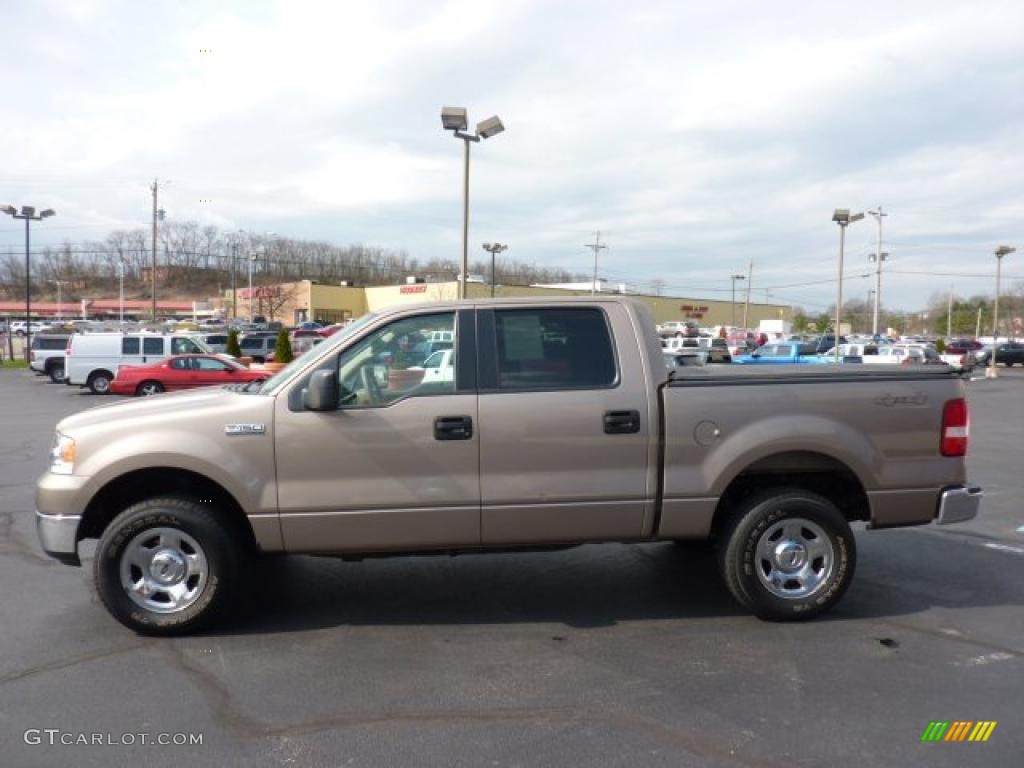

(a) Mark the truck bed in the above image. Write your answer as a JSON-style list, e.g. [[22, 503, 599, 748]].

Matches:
[[656, 362, 967, 539]]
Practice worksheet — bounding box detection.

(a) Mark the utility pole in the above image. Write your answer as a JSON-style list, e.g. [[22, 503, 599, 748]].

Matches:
[[150, 180, 167, 321], [151, 180, 158, 321], [868, 206, 888, 336], [975, 307, 982, 339], [947, 287, 953, 340], [585, 232, 607, 296], [230, 239, 238, 319], [730, 274, 745, 327], [741, 259, 753, 329]]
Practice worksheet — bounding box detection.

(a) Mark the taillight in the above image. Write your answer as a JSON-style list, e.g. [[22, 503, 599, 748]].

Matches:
[[941, 398, 969, 457]]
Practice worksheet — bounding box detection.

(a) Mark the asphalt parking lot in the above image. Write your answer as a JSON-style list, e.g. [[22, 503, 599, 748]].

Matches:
[[1, 369, 1022, 767]]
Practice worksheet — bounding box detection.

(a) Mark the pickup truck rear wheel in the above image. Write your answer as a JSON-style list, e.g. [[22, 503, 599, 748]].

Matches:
[[717, 489, 856, 621], [94, 498, 243, 635], [48, 363, 65, 383]]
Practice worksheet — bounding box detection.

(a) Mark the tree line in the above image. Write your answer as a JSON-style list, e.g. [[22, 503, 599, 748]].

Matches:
[[0, 221, 583, 301]]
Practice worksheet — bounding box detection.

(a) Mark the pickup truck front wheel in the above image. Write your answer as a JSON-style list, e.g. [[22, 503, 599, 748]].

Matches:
[[718, 489, 856, 621], [94, 498, 242, 635]]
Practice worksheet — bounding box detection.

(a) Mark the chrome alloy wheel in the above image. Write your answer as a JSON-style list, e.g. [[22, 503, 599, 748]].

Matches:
[[139, 382, 163, 396], [119, 527, 208, 613], [755, 517, 834, 599]]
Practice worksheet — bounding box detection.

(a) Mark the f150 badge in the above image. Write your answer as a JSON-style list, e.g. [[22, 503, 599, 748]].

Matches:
[[225, 423, 266, 435], [874, 392, 928, 407]]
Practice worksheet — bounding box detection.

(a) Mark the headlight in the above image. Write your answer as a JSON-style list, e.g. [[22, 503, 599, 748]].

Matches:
[[50, 433, 76, 475]]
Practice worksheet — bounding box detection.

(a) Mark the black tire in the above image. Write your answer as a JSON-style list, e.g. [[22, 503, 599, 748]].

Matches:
[[48, 363, 65, 383], [136, 380, 165, 396], [93, 497, 245, 635], [717, 488, 856, 621], [87, 370, 114, 395]]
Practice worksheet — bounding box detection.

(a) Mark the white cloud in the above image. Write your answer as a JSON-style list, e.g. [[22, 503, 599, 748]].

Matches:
[[1, 0, 1022, 309]]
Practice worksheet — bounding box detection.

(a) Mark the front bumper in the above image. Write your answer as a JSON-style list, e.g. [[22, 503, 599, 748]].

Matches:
[[36, 471, 91, 566], [936, 485, 983, 525], [36, 511, 81, 566]]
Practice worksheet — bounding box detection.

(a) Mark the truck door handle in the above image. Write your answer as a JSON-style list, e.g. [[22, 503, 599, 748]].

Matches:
[[434, 415, 473, 441], [603, 409, 641, 434]]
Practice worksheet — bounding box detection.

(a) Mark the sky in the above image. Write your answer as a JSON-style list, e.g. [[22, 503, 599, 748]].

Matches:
[[1, 0, 1022, 312]]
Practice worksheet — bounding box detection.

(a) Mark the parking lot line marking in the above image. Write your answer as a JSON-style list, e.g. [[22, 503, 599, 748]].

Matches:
[[982, 542, 1024, 556]]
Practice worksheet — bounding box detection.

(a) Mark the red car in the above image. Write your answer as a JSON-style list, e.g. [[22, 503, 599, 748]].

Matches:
[[110, 354, 267, 396], [945, 338, 984, 355]]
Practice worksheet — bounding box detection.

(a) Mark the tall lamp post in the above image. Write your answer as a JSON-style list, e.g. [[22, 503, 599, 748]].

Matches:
[[730, 274, 745, 327], [482, 242, 508, 298], [988, 245, 1016, 379], [442, 107, 505, 299], [832, 208, 865, 361], [2, 205, 56, 359]]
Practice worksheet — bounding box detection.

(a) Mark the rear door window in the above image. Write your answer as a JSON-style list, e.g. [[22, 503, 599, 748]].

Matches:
[[122, 338, 140, 355], [493, 308, 617, 390], [143, 337, 164, 355]]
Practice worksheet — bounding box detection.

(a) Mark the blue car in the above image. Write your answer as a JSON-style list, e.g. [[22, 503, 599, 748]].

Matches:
[[733, 342, 830, 365]]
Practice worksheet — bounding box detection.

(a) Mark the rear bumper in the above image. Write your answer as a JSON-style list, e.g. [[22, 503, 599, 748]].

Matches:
[[935, 485, 983, 525]]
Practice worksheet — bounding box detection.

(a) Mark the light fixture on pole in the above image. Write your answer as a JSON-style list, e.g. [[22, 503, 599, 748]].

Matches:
[[730, 274, 745, 327], [482, 242, 508, 298], [832, 208, 865, 362], [2, 204, 56, 359], [442, 106, 505, 299], [987, 245, 1016, 379]]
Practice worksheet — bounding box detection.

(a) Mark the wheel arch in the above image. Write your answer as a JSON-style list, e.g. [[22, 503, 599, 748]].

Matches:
[[709, 450, 871, 541], [79, 467, 258, 553]]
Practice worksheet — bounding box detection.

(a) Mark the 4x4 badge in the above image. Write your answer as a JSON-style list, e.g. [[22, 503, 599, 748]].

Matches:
[[225, 423, 266, 435]]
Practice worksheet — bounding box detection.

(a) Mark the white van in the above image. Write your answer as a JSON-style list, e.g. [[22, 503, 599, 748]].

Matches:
[[65, 333, 210, 394]]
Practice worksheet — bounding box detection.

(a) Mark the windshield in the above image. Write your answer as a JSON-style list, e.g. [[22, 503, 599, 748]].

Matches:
[[258, 314, 377, 395]]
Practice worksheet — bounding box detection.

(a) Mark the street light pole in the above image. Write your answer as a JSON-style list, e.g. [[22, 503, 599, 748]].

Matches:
[[442, 107, 505, 299], [988, 245, 1016, 379], [1, 205, 55, 359], [832, 209, 865, 362], [730, 274, 745, 327], [482, 242, 508, 298], [868, 207, 888, 336]]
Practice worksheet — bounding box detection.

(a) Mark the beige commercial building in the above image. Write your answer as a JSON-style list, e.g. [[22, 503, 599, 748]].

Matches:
[[230, 280, 791, 329]]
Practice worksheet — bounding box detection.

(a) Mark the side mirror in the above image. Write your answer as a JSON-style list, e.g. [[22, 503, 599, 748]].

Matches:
[[304, 370, 339, 411]]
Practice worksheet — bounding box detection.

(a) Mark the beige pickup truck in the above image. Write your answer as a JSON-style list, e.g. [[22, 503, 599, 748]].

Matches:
[[36, 297, 982, 634]]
